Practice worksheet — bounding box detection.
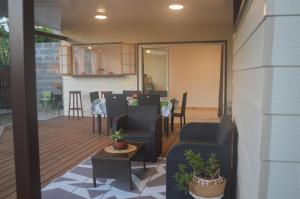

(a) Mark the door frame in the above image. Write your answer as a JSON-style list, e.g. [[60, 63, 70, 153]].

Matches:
[[138, 44, 169, 92], [137, 40, 227, 115]]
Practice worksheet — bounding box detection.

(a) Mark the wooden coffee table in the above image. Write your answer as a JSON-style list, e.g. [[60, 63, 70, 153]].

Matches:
[[91, 142, 146, 190]]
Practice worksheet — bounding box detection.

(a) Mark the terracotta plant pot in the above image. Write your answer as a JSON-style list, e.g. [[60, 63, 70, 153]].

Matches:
[[112, 140, 128, 150]]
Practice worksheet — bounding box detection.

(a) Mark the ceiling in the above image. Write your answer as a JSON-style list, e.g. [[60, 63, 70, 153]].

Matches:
[[34, 0, 233, 29]]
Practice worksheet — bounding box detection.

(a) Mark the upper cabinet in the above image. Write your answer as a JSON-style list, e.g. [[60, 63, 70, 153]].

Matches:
[[71, 43, 136, 76], [121, 44, 136, 75]]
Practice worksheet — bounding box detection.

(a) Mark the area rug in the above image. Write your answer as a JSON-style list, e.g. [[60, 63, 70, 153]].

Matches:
[[42, 157, 166, 199]]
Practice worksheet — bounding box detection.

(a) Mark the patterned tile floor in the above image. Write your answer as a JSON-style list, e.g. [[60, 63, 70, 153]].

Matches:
[[42, 158, 166, 199]]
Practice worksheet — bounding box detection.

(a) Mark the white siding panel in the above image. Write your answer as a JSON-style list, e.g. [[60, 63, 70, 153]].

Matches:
[[264, 67, 300, 114], [233, 87, 263, 199], [233, 89, 264, 162], [262, 115, 300, 162], [268, 16, 300, 66], [62, 76, 137, 116], [233, 68, 265, 111], [233, 22, 265, 70], [266, 0, 300, 15], [264, 161, 300, 199]]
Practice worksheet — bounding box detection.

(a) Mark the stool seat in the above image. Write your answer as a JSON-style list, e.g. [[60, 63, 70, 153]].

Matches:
[[68, 91, 84, 119]]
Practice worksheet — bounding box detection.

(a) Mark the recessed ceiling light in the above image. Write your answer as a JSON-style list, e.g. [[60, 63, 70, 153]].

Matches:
[[88, 46, 92, 50], [95, 15, 107, 20], [169, 4, 184, 10], [146, 50, 151, 54]]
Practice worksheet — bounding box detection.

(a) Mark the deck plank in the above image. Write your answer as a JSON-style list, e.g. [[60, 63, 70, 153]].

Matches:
[[0, 116, 180, 199]]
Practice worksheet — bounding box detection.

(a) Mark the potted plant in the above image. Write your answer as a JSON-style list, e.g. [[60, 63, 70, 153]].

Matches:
[[174, 150, 226, 199], [111, 129, 128, 150]]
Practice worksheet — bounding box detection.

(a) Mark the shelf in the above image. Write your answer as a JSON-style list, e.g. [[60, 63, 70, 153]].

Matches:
[[72, 74, 126, 77]]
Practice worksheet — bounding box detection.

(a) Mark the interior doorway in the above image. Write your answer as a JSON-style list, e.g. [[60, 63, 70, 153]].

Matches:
[[138, 41, 226, 121], [139, 45, 169, 93]]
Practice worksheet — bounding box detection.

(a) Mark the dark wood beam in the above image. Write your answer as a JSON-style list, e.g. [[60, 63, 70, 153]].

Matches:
[[8, 0, 41, 198], [35, 30, 69, 41]]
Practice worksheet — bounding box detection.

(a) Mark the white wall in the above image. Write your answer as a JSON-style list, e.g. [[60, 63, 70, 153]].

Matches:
[[169, 43, 221, 108], [63, 76, 137, 116], [233, 0, 300, 198], [62, 23, 233, 113]]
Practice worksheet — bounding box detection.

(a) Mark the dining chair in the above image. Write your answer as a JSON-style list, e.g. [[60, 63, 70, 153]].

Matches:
[[123, 90, 142, 97], [171, 92, 188, 129], [147, 90, 168, 97], [89, 91, 100, 134], [90, 91, 99, 103], [137, 94, 161, 114], [106, 94, 127, 135], [100, 91, 113, 98]]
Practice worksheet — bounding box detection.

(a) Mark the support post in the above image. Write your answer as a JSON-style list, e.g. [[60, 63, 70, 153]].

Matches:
[[8, 0, 41, 198]]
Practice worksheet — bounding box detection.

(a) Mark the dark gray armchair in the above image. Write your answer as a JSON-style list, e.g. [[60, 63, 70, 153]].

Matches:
[[112, 106, 162, 162], [166, 115, 236, 199]]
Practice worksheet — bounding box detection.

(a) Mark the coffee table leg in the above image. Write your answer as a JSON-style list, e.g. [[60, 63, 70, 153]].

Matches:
[[93, 177, 96, 187]]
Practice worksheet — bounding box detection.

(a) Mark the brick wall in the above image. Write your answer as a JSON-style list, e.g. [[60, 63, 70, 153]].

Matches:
[[35, 42, 62, 108]]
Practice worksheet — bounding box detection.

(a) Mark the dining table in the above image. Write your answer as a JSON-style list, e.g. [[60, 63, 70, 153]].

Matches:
[[91, 96, 176, 136]]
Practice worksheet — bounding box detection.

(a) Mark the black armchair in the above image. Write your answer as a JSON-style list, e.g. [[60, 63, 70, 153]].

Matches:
[[166, 115, 235, 199], [112, 106, 162, 162]]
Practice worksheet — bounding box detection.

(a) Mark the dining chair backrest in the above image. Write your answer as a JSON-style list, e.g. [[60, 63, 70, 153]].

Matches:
[[101, 91, 113, 98], [123, 90, 142, 97], [181, 92, 188, 115], [147, 90, 167, 97], [106, 94, 127, 117], [138, 94, 160, 114], [89, 91, 99, 103]]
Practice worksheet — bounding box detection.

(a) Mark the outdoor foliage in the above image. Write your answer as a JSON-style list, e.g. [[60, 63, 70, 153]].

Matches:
[[174, 149, 221, 193], [0, 17, 9, 67], [0, 18, 59, 67]]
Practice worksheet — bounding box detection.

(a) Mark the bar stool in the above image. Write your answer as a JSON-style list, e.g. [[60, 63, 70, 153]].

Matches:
[[68, 91, 84, 119]]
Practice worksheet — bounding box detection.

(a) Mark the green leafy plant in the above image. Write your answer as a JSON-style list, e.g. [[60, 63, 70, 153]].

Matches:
[[174, 164, 193, 194], [174, 150, 221, 193], [111, 129, 127, 142], [160, 100, 169, 108], [0, 17, 9, 67]]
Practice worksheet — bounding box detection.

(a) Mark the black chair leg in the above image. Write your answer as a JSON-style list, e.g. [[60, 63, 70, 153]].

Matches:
[[184, 115, 186, 125], [98, 115, 101, 134], [180, 117, 183, 128], [92, 115, 95, 134], [171, 116, 174, 131], [164, 117, 169, 137], [107, 117, 110, 135]]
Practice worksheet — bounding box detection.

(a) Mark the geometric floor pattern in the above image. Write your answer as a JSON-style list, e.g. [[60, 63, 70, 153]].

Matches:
[[42, 157, 166, 199]]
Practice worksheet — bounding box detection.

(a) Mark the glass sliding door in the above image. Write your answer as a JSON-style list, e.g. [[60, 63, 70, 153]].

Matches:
[[139, 45, 169, 93]]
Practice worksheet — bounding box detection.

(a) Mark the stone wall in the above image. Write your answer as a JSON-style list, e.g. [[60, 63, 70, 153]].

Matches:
[[35, 42, 62, 109]]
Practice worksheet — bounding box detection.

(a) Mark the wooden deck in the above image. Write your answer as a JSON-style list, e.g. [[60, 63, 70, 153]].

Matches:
[[0, 116, 180, 199]]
